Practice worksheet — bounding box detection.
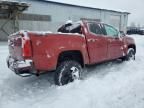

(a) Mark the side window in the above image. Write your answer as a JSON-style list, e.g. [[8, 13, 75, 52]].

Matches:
[[104, 24, 119, 37], [88, 23, 103, 35]]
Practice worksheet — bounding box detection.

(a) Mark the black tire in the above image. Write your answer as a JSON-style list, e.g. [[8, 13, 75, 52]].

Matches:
[[123, 48, 135, 61], [54, 60, 82, 86]]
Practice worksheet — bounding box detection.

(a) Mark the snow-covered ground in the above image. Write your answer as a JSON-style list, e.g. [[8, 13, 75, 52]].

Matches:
[[0, 35, 144, 108]]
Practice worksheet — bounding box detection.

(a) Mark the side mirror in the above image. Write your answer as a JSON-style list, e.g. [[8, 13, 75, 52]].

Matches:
[[120, 31, 126, 37]]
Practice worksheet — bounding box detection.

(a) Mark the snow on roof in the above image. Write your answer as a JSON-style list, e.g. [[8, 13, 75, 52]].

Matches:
[[0, 0, 29, 11]]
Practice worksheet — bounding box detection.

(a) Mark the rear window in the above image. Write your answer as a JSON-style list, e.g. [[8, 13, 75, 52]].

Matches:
[[57, 23, 82, 34]]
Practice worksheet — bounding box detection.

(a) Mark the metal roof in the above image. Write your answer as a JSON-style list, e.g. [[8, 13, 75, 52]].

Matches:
[[34, 0, 130, 14], [0, 0, 29, 12]]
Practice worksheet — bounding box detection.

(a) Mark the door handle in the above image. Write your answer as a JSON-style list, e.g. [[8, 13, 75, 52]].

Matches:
[[108, 38, 117, 42], [88, 39, 98, 42], [108, 39, 112, 42]]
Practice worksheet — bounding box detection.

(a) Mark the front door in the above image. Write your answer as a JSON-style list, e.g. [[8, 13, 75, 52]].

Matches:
[[103, 24, 124, 59]]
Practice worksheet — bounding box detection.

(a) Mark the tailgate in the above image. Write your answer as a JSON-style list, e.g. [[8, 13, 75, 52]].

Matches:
[[8, 31, 32, 61]]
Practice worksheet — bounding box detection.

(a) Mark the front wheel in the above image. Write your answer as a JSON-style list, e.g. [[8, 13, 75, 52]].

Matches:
[[123, 48, 135, 61], [54, 60, 82, 86]]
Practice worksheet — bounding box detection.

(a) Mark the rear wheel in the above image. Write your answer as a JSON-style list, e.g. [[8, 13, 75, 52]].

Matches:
[[54, 60, 82, 86]]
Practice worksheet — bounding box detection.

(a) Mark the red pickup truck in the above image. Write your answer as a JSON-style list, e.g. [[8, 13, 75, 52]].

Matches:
[[7, 20, 136, 86]]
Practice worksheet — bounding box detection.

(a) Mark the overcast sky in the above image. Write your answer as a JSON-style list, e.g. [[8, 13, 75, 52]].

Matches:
[[47, 0, 144, 26]]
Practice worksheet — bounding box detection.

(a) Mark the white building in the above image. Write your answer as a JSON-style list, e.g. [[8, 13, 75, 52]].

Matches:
[[0, 0, 130, 41]]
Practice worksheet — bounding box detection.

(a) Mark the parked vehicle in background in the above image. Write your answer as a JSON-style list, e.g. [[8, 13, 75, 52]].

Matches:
[[127, 28, 144, 35], [7, 20, 136, 86]]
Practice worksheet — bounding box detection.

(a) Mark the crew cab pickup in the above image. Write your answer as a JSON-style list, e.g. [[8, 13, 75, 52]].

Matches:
[[7, 20, 136, 85]]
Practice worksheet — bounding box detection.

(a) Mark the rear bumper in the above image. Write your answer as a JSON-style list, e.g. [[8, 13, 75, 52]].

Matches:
[[7, 56, 35, 77]]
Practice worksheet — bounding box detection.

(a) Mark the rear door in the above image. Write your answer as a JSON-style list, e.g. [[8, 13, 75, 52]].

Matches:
[[103, 24, 124, 59], [86, 22, 108, 64]]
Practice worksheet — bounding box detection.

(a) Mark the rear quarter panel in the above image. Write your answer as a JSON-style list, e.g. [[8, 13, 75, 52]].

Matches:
[[29, 33, 89, 71]]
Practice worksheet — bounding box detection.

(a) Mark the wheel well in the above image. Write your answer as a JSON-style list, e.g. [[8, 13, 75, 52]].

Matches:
[[128, 44, 136, 54], [57, 50, 84, 67]]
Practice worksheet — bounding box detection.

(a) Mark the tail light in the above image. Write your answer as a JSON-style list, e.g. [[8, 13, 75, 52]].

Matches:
[[22, 35, 32, 59], [14, 37, 22, 46]]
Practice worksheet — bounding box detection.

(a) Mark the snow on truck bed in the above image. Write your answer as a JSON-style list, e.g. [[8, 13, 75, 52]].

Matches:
[[0, 35, 144, 108], [12, 30, 83, 36]]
